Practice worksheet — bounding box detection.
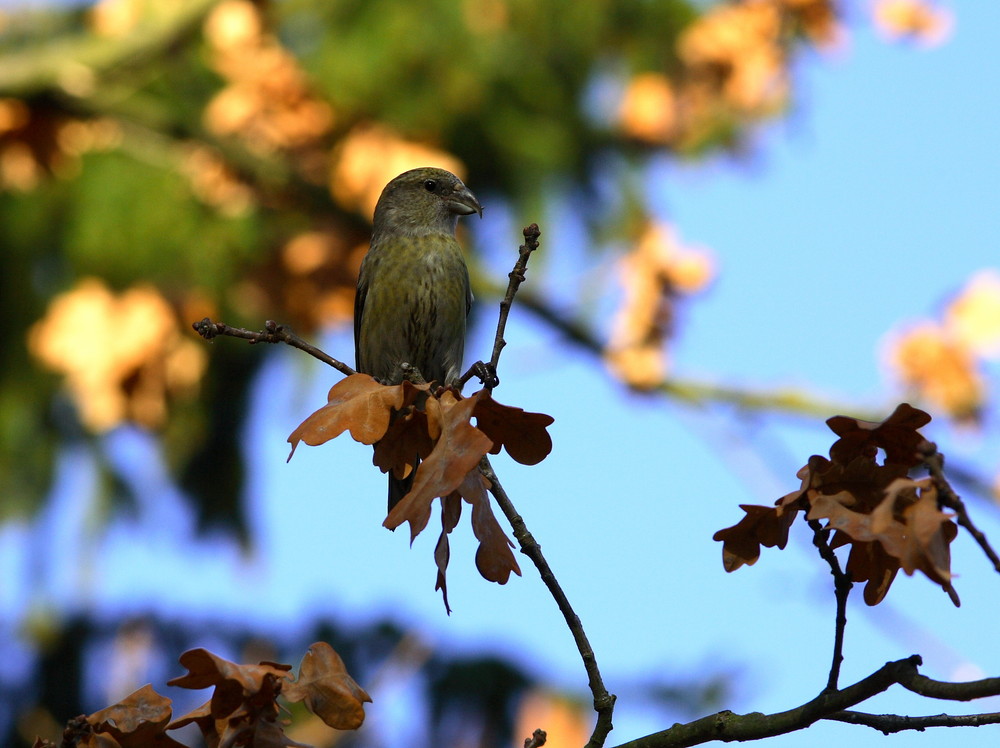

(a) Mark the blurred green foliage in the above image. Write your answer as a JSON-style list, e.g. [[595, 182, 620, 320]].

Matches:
[[0, 0, 826, 525]]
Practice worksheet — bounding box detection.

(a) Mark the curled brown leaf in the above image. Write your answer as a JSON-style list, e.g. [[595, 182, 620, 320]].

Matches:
[[459, 468, 522, 584], [284, 642, 372, 730], [433, 492, 464, 614], [86, 685, 185, 748], [372, 405, 436, 480], [383, 391, 493, 540], [167, 648, 291, 719]]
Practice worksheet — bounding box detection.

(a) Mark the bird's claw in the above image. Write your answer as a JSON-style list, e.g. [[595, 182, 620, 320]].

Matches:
[[473, 361, 499, 389]]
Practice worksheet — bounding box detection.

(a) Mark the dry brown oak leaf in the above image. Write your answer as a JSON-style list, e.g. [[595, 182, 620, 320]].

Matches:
[[46, 684, 186, 748], [168, 644, 370, 738], [714, 404, 957, 605], [283, 642, 373, 730], [287, 374, 430, 455], [287, 375, 552, 610], [808, 477, 959, 606]]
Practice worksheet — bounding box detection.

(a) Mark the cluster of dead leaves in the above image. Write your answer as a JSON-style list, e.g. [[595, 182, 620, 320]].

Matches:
[[287, 374, 554, 612], [202, 0, 334, 162], [28, 278, 208, 433], [0, 99, 116, 191], [873, 0, 953, 47], [33, 642, 370, 748], [605, 221, 715, 390], [714, 403, 960, 606], [884, 269, 1000, 423], [618, 0, 839, 149]]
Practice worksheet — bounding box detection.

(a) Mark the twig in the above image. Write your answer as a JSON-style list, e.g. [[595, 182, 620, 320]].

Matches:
[[192, 317, 354, 376], [480, 457, 616, 748], [463, 223, 541, 391], [489, 224, 541, 385], [825, 710, 1000, 733], [474, 225, 615, 744], [919, 440, 1000, 574], [807, 519, 852, 692]]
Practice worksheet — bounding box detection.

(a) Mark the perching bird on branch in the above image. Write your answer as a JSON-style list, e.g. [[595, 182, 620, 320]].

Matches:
[[354, 167, 482, 511]]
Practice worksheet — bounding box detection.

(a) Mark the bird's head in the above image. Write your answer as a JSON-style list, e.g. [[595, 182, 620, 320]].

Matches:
[[372, 167, 482, 237]]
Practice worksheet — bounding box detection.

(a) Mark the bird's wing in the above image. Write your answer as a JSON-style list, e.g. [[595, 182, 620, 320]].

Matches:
[[354, 267, 368, 370], [465, 266, 474, 317]]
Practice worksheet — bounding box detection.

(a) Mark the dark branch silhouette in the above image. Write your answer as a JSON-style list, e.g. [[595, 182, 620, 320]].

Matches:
[[808, 518, 852, 692], [192, 317, 354, 376], [187, 226, 1000, 748]]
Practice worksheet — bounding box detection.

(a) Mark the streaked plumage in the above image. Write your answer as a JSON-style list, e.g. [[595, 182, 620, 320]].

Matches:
[[354, 167, 481, 510]]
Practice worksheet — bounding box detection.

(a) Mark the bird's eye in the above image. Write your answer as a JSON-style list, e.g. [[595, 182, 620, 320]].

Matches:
[[423, 179, 437, 192]]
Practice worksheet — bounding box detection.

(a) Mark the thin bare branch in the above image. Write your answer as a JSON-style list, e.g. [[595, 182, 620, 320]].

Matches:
[[480, 457, 616, 748], [808, 519, 852, 692], [462, 223, 541, 391], [825, 710, 1000, 732], [192, 317, 354, 376], [919, 439, 1000, 574], [610, 650, 1000, 748], [489, 224, 541, 380]]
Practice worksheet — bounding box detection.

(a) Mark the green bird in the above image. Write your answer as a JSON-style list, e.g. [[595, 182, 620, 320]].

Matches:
[[354, 167, 482, 511]]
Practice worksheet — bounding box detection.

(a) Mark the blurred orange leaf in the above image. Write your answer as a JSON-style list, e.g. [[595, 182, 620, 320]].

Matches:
[[874, 0, 952, 46], [618, 73, 678, 144], [885, 322, 984, 422], [946, 269, 1000, 358]]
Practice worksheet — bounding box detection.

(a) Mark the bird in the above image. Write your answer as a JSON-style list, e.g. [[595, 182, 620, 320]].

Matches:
[[354, 167, 482, 512]]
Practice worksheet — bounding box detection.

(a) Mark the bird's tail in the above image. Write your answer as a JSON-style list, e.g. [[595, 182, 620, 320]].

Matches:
[[387, 458, 418, 514]]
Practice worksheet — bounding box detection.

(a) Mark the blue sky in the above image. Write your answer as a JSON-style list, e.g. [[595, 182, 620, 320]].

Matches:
[[6, 3, 1000, 747]]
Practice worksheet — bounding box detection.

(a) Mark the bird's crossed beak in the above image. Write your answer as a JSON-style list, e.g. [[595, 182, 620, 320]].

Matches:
[[449, 185, 483, 218]]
